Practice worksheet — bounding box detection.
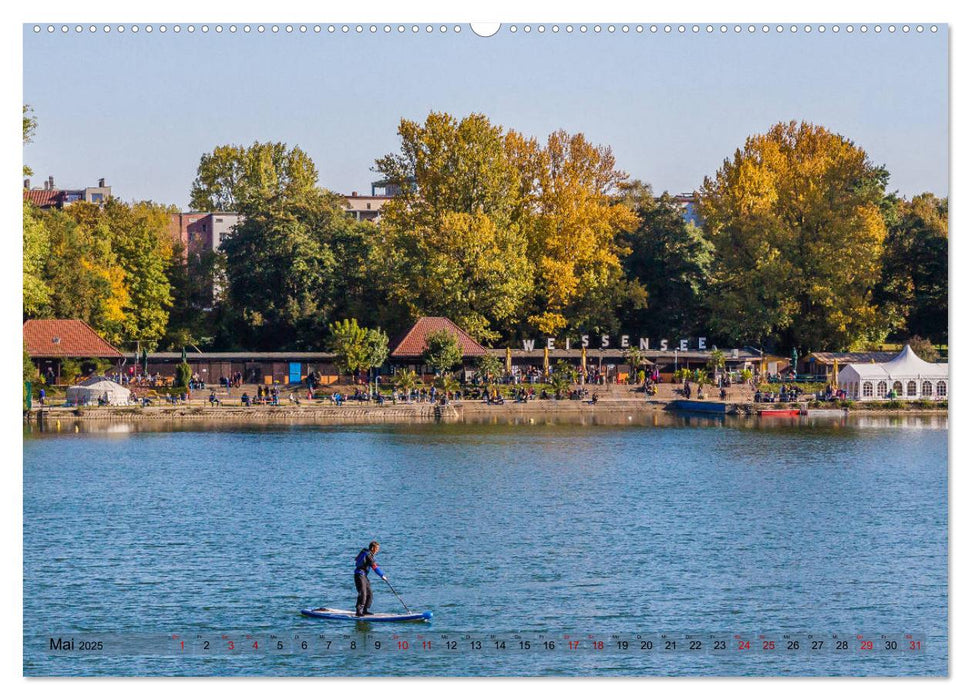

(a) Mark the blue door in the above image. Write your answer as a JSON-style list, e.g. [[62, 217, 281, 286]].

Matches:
[[288, 363, 302, 384]]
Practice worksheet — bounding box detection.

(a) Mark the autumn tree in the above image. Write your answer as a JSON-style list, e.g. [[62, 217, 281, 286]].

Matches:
[[103, 200, 177, 348], [375, 113, 533, 341], [508, 129, 639, 335], [36, 206, 130, 345], [698, 121, 888, 351], [190, 142, 319, 213], [876, 193, 948, 344]]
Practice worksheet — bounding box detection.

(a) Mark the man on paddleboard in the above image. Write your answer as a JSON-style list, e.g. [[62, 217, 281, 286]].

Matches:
[[354, 541, 387, 617]]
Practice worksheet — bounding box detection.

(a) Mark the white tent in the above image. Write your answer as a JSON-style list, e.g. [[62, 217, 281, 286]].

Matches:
[[66, 376, 132, 406], [838, 345, 948, 401]]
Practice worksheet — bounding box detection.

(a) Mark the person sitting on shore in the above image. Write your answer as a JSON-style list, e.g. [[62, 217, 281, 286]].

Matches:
[[241, 392, 251, 407], [209, 391, 220, 407], [289, 392, 300, 406]]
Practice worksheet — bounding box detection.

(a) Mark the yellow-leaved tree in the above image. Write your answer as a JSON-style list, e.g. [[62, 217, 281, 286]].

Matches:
[[699, 121, 888, 351], [508, 129, 639, 335]]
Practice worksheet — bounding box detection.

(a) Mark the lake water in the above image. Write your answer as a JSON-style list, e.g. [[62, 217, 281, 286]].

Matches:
[[23, 414, 948, 676]]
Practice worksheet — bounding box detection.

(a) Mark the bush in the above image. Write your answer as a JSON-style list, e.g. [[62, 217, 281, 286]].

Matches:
[[59, 359, 82, 385], [174, 361, 192, 388]]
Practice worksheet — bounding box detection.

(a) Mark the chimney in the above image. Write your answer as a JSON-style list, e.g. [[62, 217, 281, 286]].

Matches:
[[24, 178, 30, 189], [351, 191, 358, 197], [48, 176, 54, 189], [98, 178, 105, 188]]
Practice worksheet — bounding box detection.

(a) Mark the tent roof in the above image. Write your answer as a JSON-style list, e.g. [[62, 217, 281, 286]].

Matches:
[[71, 376, 128, 391], [839, 345, 948, 380]]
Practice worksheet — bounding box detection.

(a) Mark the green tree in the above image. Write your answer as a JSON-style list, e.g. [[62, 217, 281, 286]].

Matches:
[[876, 194, 948, 344], [190, 142, 319, 214], [393, 369, 422, 394], [174, 361, 192, 388], [375, 113, 533, 341], [616, 182, 712, 338], [475, 353, 504, 382], [623, 346, 646, 384], [59, 359, 82, 385], [223, 191, 351, 349], [434, 372, 460, 396], [23, 201, 51, 316], [23, 104, 36, 176], [707, 348, 727, 373], [328, 318, 370, 377], [699, 121, 888, 350], [23, 345, 38, 384], [423, 329, 463, 374]]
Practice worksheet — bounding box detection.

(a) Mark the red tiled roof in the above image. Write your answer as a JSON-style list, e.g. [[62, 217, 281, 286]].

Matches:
[[24, 189, 62, 208], [390, 317, 487, 357], [23, 319, 123, 358]]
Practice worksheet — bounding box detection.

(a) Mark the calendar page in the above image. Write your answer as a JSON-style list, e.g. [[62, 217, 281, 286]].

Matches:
[[18, 2, 950, 682]]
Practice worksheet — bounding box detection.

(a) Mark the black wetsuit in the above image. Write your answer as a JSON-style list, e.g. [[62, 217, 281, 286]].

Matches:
[[354, 548, 385, 616]]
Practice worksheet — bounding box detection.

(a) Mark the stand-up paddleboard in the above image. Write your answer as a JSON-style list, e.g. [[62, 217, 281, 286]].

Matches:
[[301, 607, 432, 622]]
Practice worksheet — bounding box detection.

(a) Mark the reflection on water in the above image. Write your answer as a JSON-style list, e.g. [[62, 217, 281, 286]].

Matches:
[[24, 411, 948, 436]]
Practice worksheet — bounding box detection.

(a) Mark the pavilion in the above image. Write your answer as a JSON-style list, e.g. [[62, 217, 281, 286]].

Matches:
[[837, 345, 948, 401]]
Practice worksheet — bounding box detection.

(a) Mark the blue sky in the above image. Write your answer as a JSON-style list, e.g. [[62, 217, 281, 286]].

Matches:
[[22, 24, 948, 208]]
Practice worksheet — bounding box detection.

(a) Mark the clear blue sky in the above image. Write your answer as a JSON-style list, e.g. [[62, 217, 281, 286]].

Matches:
[[23, 25, 948, 208]]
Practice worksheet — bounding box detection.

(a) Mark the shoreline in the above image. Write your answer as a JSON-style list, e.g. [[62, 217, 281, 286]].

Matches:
[[23, 398, 948, 426]]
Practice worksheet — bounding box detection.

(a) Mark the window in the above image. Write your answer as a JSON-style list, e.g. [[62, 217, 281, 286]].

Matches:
[[937, 381, 947, 397], [366, 203, 372, 209], [215, 218, 224, 223], [922, 381, 933, 397], [892, 381, 903, 395], [863, 382, 873, 397], [907, 381, 917, 397], [90, 193, 103, 203], [877, 381, 887, 397]]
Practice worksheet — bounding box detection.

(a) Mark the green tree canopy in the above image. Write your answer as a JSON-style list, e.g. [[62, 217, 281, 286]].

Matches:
[[222, 190, 358, 349], [375, 113, 533, 342], [423, 329, 463, 374], [190, 142, 319, 213], [616, 182, 711, 339], [23, 104, 36, 176], [876, 193, 948, 344], [699, 121, 888, 351]]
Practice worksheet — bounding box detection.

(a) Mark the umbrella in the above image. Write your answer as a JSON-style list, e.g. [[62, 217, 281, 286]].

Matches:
[[580, 346, 587, 383], [543, 346, 550, 374], [505, 347, 512, 373]]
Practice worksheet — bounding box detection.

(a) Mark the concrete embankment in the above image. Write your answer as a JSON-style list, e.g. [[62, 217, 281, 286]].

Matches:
[[25, 398, 666, 425]]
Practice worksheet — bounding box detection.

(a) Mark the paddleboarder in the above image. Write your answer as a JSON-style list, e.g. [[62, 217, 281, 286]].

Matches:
[[354, 541, 387, 617]]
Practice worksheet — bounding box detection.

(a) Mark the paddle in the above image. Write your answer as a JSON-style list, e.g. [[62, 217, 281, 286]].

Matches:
[[382, 576, 413, 613]]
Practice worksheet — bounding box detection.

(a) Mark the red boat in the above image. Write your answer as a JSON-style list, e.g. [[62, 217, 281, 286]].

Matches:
[[757, 408, 801, 417]]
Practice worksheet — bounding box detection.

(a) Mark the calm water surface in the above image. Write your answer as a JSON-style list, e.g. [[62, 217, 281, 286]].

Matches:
[[23, 414, 948, 676]]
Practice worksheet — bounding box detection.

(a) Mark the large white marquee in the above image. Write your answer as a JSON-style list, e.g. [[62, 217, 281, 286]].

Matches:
[[837, 345, 948, 401]]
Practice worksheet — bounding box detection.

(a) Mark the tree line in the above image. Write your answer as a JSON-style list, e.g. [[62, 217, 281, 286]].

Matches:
[[23, 109, 947, 355]]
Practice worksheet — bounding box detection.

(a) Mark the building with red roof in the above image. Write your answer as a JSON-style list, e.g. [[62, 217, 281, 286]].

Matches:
[[24, 319, 123, 384], [23, 176, 112, 210], [390, 317, 487, 360]]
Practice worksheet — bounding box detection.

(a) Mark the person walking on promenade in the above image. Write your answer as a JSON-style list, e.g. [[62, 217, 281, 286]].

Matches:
[[354, 541, 387, 617]]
